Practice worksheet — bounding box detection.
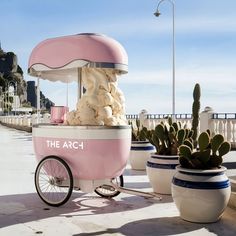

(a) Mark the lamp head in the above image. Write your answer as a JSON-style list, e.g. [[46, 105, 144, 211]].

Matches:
[[154, 10, 161, 17]]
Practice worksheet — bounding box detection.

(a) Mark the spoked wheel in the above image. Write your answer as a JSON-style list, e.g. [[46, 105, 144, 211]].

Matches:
[[34, 156, 73, 207], [95, 175, 124, 198]]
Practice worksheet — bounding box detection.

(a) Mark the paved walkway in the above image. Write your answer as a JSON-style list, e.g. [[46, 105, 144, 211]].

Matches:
[[0, 124, 236, 236]]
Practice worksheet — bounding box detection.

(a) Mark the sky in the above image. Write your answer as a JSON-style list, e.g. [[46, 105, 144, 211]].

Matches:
[[1, 0, 236, 115]]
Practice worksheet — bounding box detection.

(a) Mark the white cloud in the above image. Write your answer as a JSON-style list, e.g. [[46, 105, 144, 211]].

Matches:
[[121, 64, 236, 87], [119, 63, 236, 114], [75, 15, 236, 38], [175, 16, 236, 34]]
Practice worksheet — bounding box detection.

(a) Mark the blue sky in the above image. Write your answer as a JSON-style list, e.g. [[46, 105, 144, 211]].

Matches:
[[1, 0, 236, 114]]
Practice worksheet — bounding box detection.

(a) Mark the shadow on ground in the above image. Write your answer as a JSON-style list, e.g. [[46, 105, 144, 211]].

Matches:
[[0, 190, 171, 228], [123, 168, 147, 176], [75, 214, 236, 236], [223, 162, 236, 170]]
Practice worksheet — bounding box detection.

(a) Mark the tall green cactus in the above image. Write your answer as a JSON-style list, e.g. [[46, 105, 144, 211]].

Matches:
[[179, 131, 231, 169], [191, 83, 201, 147]]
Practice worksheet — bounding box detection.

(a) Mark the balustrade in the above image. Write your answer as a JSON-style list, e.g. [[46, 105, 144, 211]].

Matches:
[[1, 112, 236, 149], [126, 112, 236, 150]]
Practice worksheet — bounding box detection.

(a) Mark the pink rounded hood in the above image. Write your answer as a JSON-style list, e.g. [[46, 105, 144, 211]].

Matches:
[[28, 33, 128, 82]]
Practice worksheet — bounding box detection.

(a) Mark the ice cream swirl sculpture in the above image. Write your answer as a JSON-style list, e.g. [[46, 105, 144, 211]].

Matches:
[[65, 68, 127, 126]]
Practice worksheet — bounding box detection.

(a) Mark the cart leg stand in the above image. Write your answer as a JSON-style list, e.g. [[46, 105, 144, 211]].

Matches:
[[110, 181, 162, 200]]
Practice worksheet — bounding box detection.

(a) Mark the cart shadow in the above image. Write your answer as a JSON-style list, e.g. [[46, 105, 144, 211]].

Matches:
[[67, 192, 172, 217], [74, 214, 236, 236], [0, 191, 171, 228]]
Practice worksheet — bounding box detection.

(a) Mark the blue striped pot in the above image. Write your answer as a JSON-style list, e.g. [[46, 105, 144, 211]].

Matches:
[[171, 166, 231, 223], [130, 141, 155, 170], [146, 154, 179, 194]]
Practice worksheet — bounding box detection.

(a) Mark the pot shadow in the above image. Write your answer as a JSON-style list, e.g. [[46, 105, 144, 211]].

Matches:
[[75, 213, 236, 236], [123, 168, 147, 176], [0, 189, 170, 228], [223, 162, 236, 170], [124, 181, 151, 189]]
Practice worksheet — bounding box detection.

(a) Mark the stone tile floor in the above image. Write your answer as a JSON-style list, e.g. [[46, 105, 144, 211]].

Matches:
[[0, 124, 236, 236]]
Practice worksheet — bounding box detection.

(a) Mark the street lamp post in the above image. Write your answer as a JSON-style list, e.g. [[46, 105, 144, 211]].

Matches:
[[154, 0, 175, 117]]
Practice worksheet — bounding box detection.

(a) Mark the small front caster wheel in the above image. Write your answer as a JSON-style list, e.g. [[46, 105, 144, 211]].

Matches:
[[95, 175, 124, 198]]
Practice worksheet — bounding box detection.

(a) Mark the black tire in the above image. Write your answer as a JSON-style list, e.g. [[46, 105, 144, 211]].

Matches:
[[34, 156, 73, 207], [94, 175, 124, 198]]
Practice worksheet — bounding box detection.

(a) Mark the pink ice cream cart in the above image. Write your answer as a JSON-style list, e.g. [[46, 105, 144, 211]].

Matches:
[[28, 33, 159, 206]]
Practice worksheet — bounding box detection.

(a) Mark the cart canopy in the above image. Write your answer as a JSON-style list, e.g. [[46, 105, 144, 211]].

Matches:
[[28, 33, 128, 83]]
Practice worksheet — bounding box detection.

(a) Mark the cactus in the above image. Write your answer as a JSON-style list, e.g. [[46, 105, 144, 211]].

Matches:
[[219, 142, 231, 156], [198, 132, 210, 151], [179, 131, 231, 169], [131, 119, 147, 141], [191, 83, 201, 148], [144, 117, 193, 155], [177, 129, 186, 146], [211, 134, 224, 155]]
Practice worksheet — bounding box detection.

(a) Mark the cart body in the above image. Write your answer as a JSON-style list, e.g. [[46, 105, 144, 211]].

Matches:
[[33, 124, 131, 180]]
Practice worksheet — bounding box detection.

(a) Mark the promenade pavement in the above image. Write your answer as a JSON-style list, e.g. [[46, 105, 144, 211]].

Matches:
[[0, 124, 236, 236]]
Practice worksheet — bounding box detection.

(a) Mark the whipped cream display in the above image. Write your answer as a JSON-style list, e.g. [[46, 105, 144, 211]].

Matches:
[[65, 68, 127, 126]]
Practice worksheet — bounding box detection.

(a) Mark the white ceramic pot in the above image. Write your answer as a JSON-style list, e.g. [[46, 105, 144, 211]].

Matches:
[[229, 176, 236, 209], [129, 141, 155, 170], [172, 166, 231, 223], [146, 154, 179, 194]]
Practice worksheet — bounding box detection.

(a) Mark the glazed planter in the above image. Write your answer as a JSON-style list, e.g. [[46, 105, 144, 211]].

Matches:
[[146, 154, 179, 194], [228, 176, 236, 209], [129, 141, 155, 170], [172, 166, 231, 223]]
